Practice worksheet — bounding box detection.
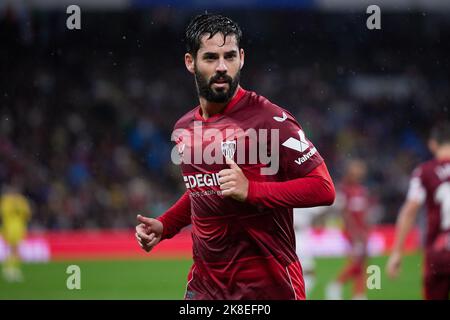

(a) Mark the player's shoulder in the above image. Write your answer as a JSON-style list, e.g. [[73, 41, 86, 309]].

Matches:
[[0, 194, 11, 203], [411, 159, 436, 178], [173, 106, 198, 130], [245, 91, 299, 127]]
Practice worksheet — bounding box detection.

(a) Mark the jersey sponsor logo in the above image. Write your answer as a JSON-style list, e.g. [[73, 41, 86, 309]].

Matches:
[[221, 140, 237, 159], [183, 173, 221, 189], [282, 129, 310, 153], [273, 111, 288, 122], [294, 147, 317, 165]]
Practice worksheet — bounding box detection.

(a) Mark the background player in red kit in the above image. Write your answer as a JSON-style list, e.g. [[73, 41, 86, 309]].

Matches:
[[387, 122, 450, 300], [326, 159, 371, 300], [134, 14, 335, 300]]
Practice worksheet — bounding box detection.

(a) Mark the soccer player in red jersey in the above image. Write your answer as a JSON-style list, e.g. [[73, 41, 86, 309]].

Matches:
[[326, 160, 371, 300], [387, 122, 450, 300], [135, 14, 335, 300]]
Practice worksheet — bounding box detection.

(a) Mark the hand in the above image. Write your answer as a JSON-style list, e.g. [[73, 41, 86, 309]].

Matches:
[[218, 156, 249, 202], [135, 214, 163, 253], [386, 251, 402, 278]]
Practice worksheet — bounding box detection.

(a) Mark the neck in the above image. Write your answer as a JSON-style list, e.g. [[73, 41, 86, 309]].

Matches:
[[436, 145, 450, 160], [198, 86, 240, 120]]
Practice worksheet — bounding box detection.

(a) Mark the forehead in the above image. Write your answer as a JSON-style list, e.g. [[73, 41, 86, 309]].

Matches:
[[197, 33, 239, 54]]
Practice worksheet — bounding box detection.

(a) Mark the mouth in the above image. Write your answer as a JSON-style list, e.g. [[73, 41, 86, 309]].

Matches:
[[213, 78, 228, 84], [212, 82, 229, 89]]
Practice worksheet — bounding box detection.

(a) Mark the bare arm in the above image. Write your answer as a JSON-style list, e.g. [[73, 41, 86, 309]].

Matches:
[[392, 200, 422, 254], [386, 199, 422, 278]]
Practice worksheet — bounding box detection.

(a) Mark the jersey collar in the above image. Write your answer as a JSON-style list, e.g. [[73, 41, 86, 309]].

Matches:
[[194, 86, 246, 122]]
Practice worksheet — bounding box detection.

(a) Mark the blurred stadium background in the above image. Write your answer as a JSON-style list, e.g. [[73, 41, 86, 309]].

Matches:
[[1, 0, 449, 299]]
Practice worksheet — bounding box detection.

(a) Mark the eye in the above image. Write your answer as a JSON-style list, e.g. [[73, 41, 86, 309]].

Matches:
[[203, 54, 218, 61], [224, 51, 238, 61]]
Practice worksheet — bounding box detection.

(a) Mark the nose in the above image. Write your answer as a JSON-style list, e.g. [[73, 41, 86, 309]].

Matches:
[[216, 58, 227, 73]]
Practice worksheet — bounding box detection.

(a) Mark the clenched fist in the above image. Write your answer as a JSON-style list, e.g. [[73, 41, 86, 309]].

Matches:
[[135, 214, 163, 252]]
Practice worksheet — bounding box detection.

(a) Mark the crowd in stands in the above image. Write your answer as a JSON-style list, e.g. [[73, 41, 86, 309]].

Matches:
[[1, 7, 449, 229]]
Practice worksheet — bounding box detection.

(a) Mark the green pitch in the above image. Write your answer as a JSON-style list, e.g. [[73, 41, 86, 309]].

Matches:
[[0, 253, 422, 300]]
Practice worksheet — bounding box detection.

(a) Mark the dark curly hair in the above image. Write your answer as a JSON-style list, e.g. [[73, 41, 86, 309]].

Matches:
[[185, 13, 242, 58]]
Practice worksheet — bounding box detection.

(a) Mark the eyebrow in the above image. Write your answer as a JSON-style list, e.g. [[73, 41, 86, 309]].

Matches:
[[201, 50, 238, 59], [202, 52, 219, 59], [224, 50, 238, 57]]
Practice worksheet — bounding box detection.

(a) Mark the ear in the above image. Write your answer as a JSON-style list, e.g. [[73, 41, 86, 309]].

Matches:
[[185, 53, 195, 74], [428, 139, 438, 155], [239, 48, 245, 70]]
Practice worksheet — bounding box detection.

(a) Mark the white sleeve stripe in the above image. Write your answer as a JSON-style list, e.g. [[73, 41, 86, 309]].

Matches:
[[406, 177, 426, 204]]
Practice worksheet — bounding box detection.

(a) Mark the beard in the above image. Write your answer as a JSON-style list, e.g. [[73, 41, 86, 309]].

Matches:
[[194, 66, 240, 103]]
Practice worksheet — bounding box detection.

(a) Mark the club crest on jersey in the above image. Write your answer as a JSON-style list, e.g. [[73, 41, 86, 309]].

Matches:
[[221, 140, 237, 159]]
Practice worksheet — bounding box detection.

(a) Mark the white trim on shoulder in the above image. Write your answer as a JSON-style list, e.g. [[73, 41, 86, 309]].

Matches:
[[406, 176, 426, 204]]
